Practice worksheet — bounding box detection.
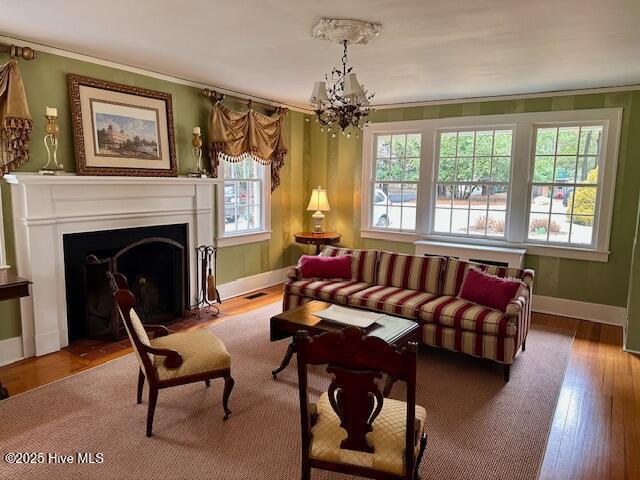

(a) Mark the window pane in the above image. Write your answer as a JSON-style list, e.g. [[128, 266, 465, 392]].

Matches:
[[453, 185, 471, 209], [536, 128, 557, 155], [487, 211, 506, 237], [401, 184, 418, 207], [373, 183, 390, 205], [375, 158, 390, 180], [224, 182, 237, 205], [238, 182, 248, 205], [489, 185, 508, 210], [456, 157, 473, 181], [469, 210, 487, 236], [528, 213, 550, 241], [530, 186, 552, 213], [451, 208, 469, 235], [405, 158, 420, 181], [548, 214, 570, 243], [570, 217, 594, 244], [392, 135, 406, 158], [436, 185, 453, 207], [533, 156, 554, 182], [475, 131, 494, 156], [248, 181, 261, 205], [557, 127, 579, 155], [492, 157, 511, 182], [249, 205, 261, 230], [372, 203, 389, 228], [387, 206, 402, 229], [224, 207, 237, 233], [438, 158, 455, 181], [473, 157, 491, 181], [434, 208, 451, 232], [552, 186, 571, 214], [570, 187, 597, 216], [440, 132, 457, 157], [554, 156, 576, 182], [377, 135, 391, 157], [385, 183, 404, 204], [406, 134, 421, 157], [457, 132, 474, 157], [401, 207, 416, 230], [469, 185, 488, 210], [577, 159, 598, 183], [236, 206, 248, 230], [493, 130, 513, 156], [578, 126, 602, 155], [388, 158, 404, 180]]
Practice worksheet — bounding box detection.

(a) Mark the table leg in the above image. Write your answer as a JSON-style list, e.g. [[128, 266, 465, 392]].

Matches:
[[383, 375, 398, 397], [0, 382, 8, 400], [272, 340, 296, 378]]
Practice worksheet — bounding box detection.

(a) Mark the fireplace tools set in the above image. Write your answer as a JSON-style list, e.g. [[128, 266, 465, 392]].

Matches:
[[191, 245, 221, 316]]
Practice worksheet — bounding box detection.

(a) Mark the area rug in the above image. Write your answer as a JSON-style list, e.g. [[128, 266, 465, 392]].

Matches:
[[0, 302, 573, 480]]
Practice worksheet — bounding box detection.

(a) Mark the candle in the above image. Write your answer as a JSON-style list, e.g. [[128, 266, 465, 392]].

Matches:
[[45, 106, 57, 118], [192, 126, 201, 135]]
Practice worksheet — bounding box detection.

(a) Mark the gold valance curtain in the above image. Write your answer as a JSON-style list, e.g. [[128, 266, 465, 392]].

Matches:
[[209, 101, 287, 191], [0, 60, 32, 176]]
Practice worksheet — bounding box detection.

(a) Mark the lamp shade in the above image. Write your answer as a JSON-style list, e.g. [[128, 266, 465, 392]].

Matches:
[[310, 81, 329, 105], [342, 73, 364, 98], [307, 186, 330, 212]]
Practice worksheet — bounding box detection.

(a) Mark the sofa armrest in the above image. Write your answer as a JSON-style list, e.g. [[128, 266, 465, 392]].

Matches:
[[286, 266, 302, 282], [521, 268, 535, 289], [505, 294, 527, 317]]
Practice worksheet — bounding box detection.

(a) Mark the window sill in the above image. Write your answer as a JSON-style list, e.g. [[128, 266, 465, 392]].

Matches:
[[217, 231, 272, 247], [360, 229, 610, 262]]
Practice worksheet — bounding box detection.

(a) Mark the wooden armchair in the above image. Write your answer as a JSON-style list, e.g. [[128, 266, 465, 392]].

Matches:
[[295, 327, 428, 480], [109, 272, 234, 437]]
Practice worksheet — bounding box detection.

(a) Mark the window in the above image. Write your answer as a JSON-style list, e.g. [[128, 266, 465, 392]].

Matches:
[[434, 128, 513, 238], [528, 125, 602, 246], [371, 133, 421, 231], [361, 108, 621, 261], [217, 157, 271, 246]]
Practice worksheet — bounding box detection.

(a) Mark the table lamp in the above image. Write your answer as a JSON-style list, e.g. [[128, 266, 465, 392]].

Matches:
[[307, 186, 330, 233]]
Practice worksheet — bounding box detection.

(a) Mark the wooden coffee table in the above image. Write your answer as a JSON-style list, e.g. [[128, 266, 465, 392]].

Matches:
[[270, 300, 419, 395]]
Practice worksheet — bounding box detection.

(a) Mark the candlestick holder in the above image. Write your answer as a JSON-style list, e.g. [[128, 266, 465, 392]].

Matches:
[[188, 132, 208, 178], [40, 115, 63, 175]]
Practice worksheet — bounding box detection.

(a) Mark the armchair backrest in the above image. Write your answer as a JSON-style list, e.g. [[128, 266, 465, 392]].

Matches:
[[108, 272, 156, 379], [295, 327, 418, 471]]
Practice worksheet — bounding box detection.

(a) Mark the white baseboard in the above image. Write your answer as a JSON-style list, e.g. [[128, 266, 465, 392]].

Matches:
[[533, 294, 626, 326], [0, 336, 24, 367], [217, 265, 293, 301]]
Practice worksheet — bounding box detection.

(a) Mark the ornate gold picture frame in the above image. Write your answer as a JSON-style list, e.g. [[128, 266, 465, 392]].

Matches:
[[68, 74, 177, 177]]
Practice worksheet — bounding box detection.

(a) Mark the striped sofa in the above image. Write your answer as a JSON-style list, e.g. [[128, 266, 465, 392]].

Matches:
[[283, 246, 535, 381]]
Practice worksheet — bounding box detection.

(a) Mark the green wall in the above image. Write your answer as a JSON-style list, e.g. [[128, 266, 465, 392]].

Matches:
[[626, 187, 640, 351], [0, 50, 308, 341], [307, 92, 640, 335]]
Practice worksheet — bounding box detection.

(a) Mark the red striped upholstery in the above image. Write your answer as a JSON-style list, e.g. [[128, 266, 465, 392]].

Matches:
[[419, 296, 516, 337], [376, 251, 445, 294], [441, 258, 534, 296], [422, 323, 516, 364], [320, 246, 378, 285], [283, 291, 313, 311], [285, 279, 370, 305], [347, 286, 437, 320]]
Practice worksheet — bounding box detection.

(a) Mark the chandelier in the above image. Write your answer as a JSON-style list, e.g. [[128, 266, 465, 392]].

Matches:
[[309, 19, 382, 137]]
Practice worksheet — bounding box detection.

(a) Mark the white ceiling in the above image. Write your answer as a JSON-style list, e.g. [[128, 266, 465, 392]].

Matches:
[[1, 0, 639, 109]]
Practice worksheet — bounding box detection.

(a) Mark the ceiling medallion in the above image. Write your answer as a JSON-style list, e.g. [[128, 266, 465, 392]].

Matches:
[[310, 18, 382, 138]]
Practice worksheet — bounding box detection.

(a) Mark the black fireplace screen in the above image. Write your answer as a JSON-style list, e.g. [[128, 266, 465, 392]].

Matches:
[[63, 224, 188, 343]]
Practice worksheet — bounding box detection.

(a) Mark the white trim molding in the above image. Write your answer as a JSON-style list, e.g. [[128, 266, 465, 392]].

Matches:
[[415, 240, 525, 268], [216, 265, 293, 301], [533, 295, 626, 326], [0, 336, 24, 367]]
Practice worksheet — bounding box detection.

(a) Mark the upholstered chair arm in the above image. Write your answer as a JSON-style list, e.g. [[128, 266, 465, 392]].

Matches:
[[143, 324, 170, 338], [140, 344, 184, 369], [521, 269, 535, 289], [286, 266, 302, 281]]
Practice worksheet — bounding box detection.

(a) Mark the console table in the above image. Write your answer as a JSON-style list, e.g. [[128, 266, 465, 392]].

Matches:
[[294, 232, 341, 255], [0, 272, 31, 400]]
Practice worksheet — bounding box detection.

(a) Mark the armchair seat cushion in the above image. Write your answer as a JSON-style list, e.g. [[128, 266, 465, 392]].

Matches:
[[419, 296, 517, 337], [347, 286, 437, 320], [285, 279, 371, 305], [310, 392, 427, 475], [151, 330, 230, 381]]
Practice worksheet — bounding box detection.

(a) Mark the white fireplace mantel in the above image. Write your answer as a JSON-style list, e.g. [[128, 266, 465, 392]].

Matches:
[[5, 172, 222, 358]]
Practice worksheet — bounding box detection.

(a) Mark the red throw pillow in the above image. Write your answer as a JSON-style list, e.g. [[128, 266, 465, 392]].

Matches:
[[299, 255, 352, 280], [459, 268, 522, 312]]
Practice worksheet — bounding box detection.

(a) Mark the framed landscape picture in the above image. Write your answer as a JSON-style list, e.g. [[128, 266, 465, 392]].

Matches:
[[68, 74, 177, 176]]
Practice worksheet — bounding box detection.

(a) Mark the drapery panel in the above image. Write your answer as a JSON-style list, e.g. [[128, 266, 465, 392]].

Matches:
[[209, 101, 287, 191], [0, 60, 32, 175]]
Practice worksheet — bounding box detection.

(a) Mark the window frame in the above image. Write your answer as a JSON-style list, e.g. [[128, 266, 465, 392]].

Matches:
[[361, 108, 622, 262], [216, 157, 271, 247]]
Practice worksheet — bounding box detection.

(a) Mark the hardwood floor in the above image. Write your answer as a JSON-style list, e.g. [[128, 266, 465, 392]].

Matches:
[[0, 285, 638, 479]]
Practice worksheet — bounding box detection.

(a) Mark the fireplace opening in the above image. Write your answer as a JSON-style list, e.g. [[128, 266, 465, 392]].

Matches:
[[63, 224, 189, 343]]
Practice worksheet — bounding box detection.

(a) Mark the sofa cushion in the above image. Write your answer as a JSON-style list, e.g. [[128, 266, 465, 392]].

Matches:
[[441, 258, 532, 297], [320, 246, 378, 284], [285, 279, 371, 305], [459, 268, 524, 312], [299, 254, 352, 280], [348, 285, 437, 320], [419, 296, 517, 337], [376, 251, 445, 294]]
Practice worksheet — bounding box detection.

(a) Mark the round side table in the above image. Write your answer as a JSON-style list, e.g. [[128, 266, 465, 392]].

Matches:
[[294, 232, 341, 255]]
